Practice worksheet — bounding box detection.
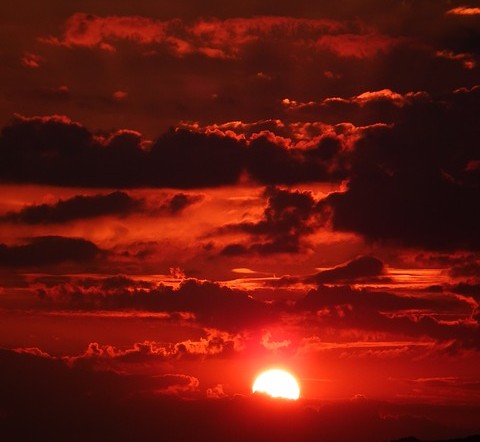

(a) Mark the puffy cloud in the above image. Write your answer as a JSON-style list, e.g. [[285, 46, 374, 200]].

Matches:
[[0, 114, 108, 186], [282, 89, 430, 126], [13, 346, 51, 358], [0, 115, 244, 188], [180, 120, 386, 184], [35, 278, 274, 330], [154, 373, 200, 395], [320, 87, 480, 251], [64, 329, 245, 371], [206, 383, 226, 399], [351, 89, 421, 106], [0, 115, 359, 188], [245, 135, 347, 185], [221, 187, 323, 255]]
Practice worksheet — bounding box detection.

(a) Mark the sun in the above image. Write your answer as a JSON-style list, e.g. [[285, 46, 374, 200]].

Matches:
[[252, 369, 300, 400]]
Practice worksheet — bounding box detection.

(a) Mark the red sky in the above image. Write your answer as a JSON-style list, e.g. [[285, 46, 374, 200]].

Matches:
[[1, 1, 480, 441]]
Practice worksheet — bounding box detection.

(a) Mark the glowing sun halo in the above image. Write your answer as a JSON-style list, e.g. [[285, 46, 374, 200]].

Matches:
[[252, 369, 300, 400]]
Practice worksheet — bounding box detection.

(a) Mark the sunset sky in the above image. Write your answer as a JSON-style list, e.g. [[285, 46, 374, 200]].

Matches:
[[1, 1, 480, 441]]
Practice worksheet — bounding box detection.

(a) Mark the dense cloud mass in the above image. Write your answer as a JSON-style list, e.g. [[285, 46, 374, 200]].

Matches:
[[322, 87, 480, 251], [26, 269, 479, 349], [0, 115, 348, 188], [1, 84, 479, 253], [0, 116, 245, 188]]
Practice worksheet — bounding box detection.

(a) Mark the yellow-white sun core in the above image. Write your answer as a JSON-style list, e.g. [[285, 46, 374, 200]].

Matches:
[[252, 369, 300, 400]]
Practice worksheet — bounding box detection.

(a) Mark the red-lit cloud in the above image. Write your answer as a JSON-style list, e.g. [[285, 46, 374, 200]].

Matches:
[[45, 14, 346, 59], [21, 52, 43, 68], [315, 33, 399, 58], [446, 7, 480, 16], [62, 329, 245, 371]]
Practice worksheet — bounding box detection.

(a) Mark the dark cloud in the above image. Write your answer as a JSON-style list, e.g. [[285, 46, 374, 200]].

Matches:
[[37, 278, 274, 330], [321, 88, 480, 251], [221, 243, 250, 256], [403, 376, 480, 392], [310, 256, 387, 284], [5, 84, 478, 203], [0, 115, 245, 188], [295, 285, 479, 347], [0, 348, 202, 439], [147, 129, 245, 188], [75, 275, 155, 291], [221, 187, 322, 255], [450, 259, 480, 279], [28, 270, 479, 346], [0, 191, 142, 224], [271, 256, 388, 286], [1, 115, 346, 188], [33, 85, 71, 102], [159, 193, 204, 214], [245, 135, 347, 185], [296, 285, 441, 314], [0, 115, 95, 185], [0, 236, 102, 267], [450, 283, 480, 301]]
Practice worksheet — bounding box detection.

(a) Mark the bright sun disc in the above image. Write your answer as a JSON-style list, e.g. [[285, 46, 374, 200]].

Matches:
[[252, 369, 300, 400]]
